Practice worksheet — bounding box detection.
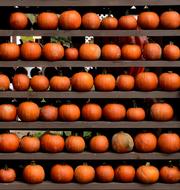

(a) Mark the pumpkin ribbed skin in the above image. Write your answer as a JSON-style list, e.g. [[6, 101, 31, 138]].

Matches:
[[143, 43, 162, 60], [0, 104, 17, 121], [163, 44, 180, 61], [13, 74, 30, 91], [121, 44, 141, 60], [96, 165, 114, 182], [9, 12, 28, 29], [117, 74, 135, 91], [127, 107, 145, 121], [30, 75, 49, 91], [0, 168, 16, 183], [101, 16, 118, 29], [65, 47, 79, 60], [40, 105, 58, 121], [82, 12, 100, 29], [0, 74, 10, 91], [50, 76, 70, 91], [101, 44, 121, 60], [119, 15, 137, 29]]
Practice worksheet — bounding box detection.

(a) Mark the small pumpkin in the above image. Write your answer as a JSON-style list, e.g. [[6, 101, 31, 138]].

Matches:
[[121, 44, 141, 60], [116, 74, 135, 91], [74, 165, 95, 183], [119, 15, 137, 29], [82, 12, 100, 29], [158, 133, 180, 153], [138, 12, 160, 29], [94, 74, 116, 91], [71, 72, 94, 91], [101, 16, 118, 29], [30, 75, 49, 91], [18, 101, 40, 121], [37, 12, 58, 30], [134, 132, 157, 152], [9, 12, 28, 29], [115, 165, 135, 182], [13, 74, 30, 91], [42, 43, 64, 61], [79, 43, 101, 61], [50, 164, 74, 183], [0, 74, 10, 91], [103, 103, 126, 121], [101, 44, 121, 60], [159, 72, 180, 91], [40, 133, 65, 153], [143, 43, 162, 60], [135, 72, 158, 91], [136, 163, 159, 184], [23, 163, 45, 184], [90, 135, 109, 153], [59, 104, 80, 121], [112, 132, 134, 153], [21, 42, 41, 61], [0, 104, 17, 121], [96, 165, 114, 182], [127, 107, 145, 121], [0, 166, 16, 183], [40, 105, 58, 121], [163, 44, 180, 61], [150, 103, 174, 121], [82, 103, 102, 121], [59, 10, 81, 29], [50, 76, 70, 91], [65, 47, 79, 60], [65, 135, 85, 153]]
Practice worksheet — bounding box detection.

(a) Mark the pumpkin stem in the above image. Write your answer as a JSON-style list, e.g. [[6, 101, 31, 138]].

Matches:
[[168, 160, 173, 167], [102, 68, 107, 74], [169, 41, 174, 45], [167, 71, 173, 74], [30, 161, 36, 166], [145, 162, 151, 166], [132, 100, 137, 108], [4, 164, 8, 170], [125, 9, 129, 15]]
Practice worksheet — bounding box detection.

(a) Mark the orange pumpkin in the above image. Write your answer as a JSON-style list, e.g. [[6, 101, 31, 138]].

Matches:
[[143, 43, 162, 60], [101, 16, 118, 29], [163, 44, 180, 61], [127, 107, 145, 121], [121, 44, 141, 60], [9, 12, 28, 29], [119, 15, 137, 29], [13, 74, 30, 91], [65, 47, 79, 60], [116, 74, 135, 91], [0, 104, 17, 121], [50, 76, 70, 91], [96, 165, 114, 182], [0, 167, 16, 183], [30, 75, 49, 91], [0, 74, 10, 91], [101, 44, 121, 60], [40, 105, 58, 121], [82, 12, 100, 29]]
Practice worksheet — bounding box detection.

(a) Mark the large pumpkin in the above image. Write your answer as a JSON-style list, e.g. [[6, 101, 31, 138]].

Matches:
[[0, 43, 20, 61], [79, 43, 101, 61], [0, 74, 10, 91], [9, 12, 28, 29], [0, 167, 16, 183], [59, 10, 81, 29], [158, 133, 180, 153], [65, 47, 79, 60], [101, 16, 118, 29], [13, 74, 30, 91], [94, 74, 116, 91], [21, 42, 42, 61], [50, 76, 70, 91], [127, 107, 145, 121], [143, 43, 162, 60], [18, 102, 40, 121], [103, 103, 126, 121], [150, 103, 174, 121], [101, 44, 121, 60], [42, 43, 64, 61], [163, 44, 180, 61], [82, 12, 100, 29], [37, 12, 58, 29], [96, 165, 114, 182], [121, 44, 141, 60], [30, 75, 49, 91], [116, 74, 135, 91], [0, 104, 17, 121], [40, 105, 58, 121], [112, 132, 134, 153], [119, 15, 137, 29]]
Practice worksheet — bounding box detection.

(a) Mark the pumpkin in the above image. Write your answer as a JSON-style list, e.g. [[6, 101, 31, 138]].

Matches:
[[160, 11, 180, 29], [121, 44, 141, 60], [94, 74, 116, 91], [59, 10, 81, 29], [150, 103, 174, 121], [96, 165, 114, 182], [159, 72, 180, 91], [42, 43, 64, 61], [134, 132, 157, 152], [40, 133, 65, 153], [82, 12, 100, 29], [59, 104, 80, 121], [71, 72, 94, 91], [0, 133, 19, 152], [0, 167, 16, 183], [115, 165, 135, 182], [135, 72, 158, 91], [0, 74, 10, 91], [90, 135, 109, 153], [127, 107, 145, 121], [112, 132, 134, 153], [119, 15, 137, 29], [9, 12, 28, 29], [23, 163, 45, 184], [50, 76, 70, 91], [20, 135, 40, 153], [116, 74, 135, 91], [30, 75, 49, 91], [101, 16, 118, 29], [101, 44, 121, 60], [37, 12, 58, 29], [50, 164, 74, 183], [136, 163, 159, 184], [21, 42, 41, 61], [79, 43, 101, 61], [137, 12, 160, 29], [103, 103, 126, 121], [13, 74, 30, 91], [18, 101, 40, 121], [143, 43, 162, 60], [163, 44, 180, 61], [0, 43, 20, 61], [0, 104, 17, 121], [65, 47, 79, 60], [158, 133, 180, 153], [160, 166, 180, 183], [82, 103, 102, 121], [40, 105, 58, 121], [74, 165, 95, 183], [65, 135, 85, 153]]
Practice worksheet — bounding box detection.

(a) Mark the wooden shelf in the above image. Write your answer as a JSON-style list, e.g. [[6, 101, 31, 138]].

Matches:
[[0, 61, 179, 67], [1, 121, 179, 130], [0, 30, 180, 37]]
